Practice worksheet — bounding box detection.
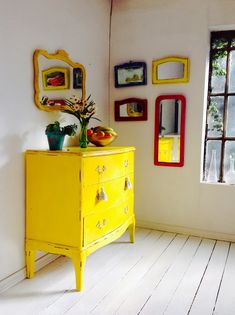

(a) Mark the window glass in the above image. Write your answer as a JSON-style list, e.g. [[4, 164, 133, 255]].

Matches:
[[231, 38, 235, 48], [226, 96, 235, 137], [207, 96, 224, 137], [229, 51, 235, 92], [205, 140, 222, 182], [211, 51, 227, 93], [224, 141, 235, 175]]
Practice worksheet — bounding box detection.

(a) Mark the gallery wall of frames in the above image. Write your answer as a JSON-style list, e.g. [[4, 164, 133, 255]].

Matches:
[[114, 56, 189, 167]]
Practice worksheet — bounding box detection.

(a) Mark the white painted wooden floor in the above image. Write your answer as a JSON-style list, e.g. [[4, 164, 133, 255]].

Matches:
[[1, 228, 235, 315]]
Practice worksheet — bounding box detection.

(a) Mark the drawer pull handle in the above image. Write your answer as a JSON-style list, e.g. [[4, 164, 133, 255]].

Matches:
[[96, 221, 102, 229], [96, 166, 101, 174], [124, 177, 132, 190], [124, 206, 128, 214], [96, 219, 108, 229], [96, 187, 108, 201], [124, 160, 129, 167], [96, 165, 107, 174]]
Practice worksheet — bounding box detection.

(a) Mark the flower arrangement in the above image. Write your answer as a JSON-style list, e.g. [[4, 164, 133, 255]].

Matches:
[[63, 95, 100, 148], [63, 94, 99, 124]]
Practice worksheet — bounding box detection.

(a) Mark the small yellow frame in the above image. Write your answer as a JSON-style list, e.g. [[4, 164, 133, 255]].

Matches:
[[33, 49, 86, 112], [152, 56, 189, 84], [42, 67, 69, 90]]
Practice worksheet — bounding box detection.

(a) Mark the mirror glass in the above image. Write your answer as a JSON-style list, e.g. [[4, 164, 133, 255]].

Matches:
[[152, 57, 189, 84], [158, 62, 184, 80], [34, 49, 86, 111], [115, 98, 147, 121], [119, 102, 144, 118], [154, 95, 186, 167]]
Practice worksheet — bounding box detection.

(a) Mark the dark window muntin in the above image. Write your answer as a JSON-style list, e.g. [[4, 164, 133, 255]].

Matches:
[[203, 30, 235, 182]]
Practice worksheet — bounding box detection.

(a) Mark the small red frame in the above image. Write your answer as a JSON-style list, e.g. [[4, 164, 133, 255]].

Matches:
[[114, 98, 148, 121], [154, 94, 186, 167]]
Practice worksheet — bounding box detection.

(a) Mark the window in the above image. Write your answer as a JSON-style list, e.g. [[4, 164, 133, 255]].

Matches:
[[203, 31, 235, 184]]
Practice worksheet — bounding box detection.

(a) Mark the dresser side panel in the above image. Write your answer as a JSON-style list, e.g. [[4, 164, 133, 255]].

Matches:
[[26, 152, 82, 247]]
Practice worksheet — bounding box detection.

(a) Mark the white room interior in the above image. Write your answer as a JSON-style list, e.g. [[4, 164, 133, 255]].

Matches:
[[1, 0, 235, 299]]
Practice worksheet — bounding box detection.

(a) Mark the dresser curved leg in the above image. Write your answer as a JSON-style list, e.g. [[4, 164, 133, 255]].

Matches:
[[25, 250, 35, 279], [128, 218, 135, 243], [71, 252, 86, 291]]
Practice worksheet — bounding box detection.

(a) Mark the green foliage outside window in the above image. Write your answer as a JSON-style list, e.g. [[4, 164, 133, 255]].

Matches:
[[208, 100, 223, 133], [211, 51, 227, 77]]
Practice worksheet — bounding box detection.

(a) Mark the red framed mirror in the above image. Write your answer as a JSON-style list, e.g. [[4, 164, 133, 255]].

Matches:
[[154, 94, 186, 167]]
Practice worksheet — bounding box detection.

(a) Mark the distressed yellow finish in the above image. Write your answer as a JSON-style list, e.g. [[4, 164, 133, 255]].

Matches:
[[25, 146, 135, 291]]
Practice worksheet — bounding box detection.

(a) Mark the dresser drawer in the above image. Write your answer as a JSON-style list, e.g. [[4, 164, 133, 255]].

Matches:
[[83, 200, 133, 246], [82, 174, 134, 215], [82, 152, 134, 185]]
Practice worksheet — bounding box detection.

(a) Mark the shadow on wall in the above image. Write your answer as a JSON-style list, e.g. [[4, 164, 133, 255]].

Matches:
[[0, 134, 26, 276]]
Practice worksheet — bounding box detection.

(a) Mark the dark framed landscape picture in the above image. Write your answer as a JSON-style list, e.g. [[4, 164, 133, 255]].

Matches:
[[114, 61, 147, 88]]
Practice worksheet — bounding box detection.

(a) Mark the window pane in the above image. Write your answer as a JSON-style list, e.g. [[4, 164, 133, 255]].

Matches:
[[212, 38, 228, 49], [229, 51, 235, 92], [224, 141, 235, 182], [231, 38, 235, 47], [211, 51, 227, 93], [207, 96, 224, 137], [205, 140, 222, 182], [226, 96, 235, 136]]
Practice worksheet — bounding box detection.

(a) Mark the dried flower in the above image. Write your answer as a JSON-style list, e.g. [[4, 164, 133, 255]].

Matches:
[[63, 94, 100, 125]]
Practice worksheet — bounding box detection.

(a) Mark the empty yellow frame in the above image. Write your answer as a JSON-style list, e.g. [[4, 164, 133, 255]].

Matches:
[[152, 57, 189, 84]]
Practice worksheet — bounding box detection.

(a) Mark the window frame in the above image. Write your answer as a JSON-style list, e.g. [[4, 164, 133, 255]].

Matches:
[[203, 30, 235, 183]]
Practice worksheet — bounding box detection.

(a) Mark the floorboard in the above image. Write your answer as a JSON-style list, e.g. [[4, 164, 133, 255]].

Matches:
[[0, 228, 235, 315]]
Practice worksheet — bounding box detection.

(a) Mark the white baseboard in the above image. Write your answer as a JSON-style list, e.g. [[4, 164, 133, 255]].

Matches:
[[0, 253, 59, 293], [136, 220, 235, 243]]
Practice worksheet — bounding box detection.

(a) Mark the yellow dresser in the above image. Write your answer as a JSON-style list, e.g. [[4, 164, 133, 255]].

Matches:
[[25, 146, 135, 291]]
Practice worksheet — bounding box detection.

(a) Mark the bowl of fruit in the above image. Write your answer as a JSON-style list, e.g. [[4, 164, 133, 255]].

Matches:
[[87, 126, 117, 147]]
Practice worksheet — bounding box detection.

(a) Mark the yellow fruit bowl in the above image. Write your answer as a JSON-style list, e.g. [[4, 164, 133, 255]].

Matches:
[[88, 128, 117, 147]]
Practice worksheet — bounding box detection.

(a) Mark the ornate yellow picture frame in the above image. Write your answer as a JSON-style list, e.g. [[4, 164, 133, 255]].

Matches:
[[33, 49, 86, 112]]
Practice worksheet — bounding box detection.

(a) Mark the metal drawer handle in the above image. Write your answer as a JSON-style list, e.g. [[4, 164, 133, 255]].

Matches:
[[96, 165, 107, 174], [96, 187, 108, 201], [96, 219, 108, 229], [124, 177, 132, 190], [96, 221, 102, 229], [96, 166, 101, 174], [124, 160, 129, 167]]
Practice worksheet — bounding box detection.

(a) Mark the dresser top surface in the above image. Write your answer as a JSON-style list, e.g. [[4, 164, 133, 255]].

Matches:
[[26, 146, 135, 157]]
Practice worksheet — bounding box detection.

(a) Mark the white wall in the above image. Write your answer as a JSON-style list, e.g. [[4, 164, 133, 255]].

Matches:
[[0, 0, 111, 282], [110, 0, 235, 239], [2, 0, 235, 286]]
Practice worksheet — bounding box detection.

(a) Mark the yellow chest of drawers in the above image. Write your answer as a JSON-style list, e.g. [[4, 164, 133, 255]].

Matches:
[[25, 146, 135, 291]]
